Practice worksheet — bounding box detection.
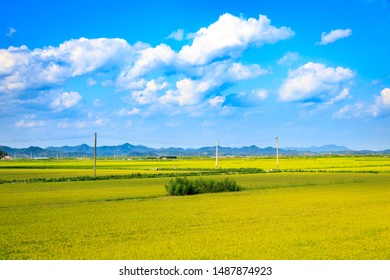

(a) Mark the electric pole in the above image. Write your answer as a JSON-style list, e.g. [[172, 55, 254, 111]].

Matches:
[[276, 136, 279, 168], [215, 138, 219, 168], [94, 132, 97, 177]]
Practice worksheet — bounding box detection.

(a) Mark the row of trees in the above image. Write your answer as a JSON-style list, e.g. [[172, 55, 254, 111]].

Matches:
[[0, 150, 9, 159]]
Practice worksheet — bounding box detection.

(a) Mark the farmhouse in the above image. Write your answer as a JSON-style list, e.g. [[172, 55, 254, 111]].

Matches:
[[159, 156, 177, 159], [1, 155, 12, 160]]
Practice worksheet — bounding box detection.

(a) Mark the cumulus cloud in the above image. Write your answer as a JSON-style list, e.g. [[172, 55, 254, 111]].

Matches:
[[334, 88, 390, 119], [371, 88, 390, 117], [43, 37, 132, 76], [118, 13, 286, 105], [317, 28, 352, 45], [0, 46, 29, 85], [178, 13, 294, 65], [116, 44, 175, 90], [160, 78, 212, 106], [279, 62, 354, 103], [131, 79, 168, 105], [0, 38, 132, 94], [159, 61, 268, 106], [51, 91, 82, 111], [226, 62, 268, 80], [1, 13, 293, 114]]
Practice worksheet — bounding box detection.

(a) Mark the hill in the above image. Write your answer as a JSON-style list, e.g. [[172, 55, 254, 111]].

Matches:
[[1, 143, 389, 158]]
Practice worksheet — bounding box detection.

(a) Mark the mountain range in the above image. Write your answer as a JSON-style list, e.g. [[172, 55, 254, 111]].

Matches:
[[1, 143, 389, 158]]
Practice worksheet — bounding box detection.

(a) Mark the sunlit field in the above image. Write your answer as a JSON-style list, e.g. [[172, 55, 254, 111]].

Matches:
[[0, 156, 389, 259]]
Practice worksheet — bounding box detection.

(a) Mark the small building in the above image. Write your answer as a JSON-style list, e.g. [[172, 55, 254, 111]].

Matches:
[[2, 155, 12, 160], [159, 156, 177, 159]]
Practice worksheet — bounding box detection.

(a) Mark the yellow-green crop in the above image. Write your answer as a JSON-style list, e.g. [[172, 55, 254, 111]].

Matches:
[[0, 156, 389, 259]]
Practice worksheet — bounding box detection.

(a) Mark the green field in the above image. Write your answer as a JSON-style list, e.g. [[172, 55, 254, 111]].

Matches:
[[0, 156, 389, 259]]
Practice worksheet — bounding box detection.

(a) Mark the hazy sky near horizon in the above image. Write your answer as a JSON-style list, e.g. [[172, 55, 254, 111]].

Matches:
[[1, 0, 389, 150]]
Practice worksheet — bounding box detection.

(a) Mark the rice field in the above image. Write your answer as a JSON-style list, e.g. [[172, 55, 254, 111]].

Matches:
[[0, 156, 389, 259]]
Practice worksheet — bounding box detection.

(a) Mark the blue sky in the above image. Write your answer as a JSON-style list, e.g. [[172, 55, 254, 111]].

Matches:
[[1, 0, 389, 150]]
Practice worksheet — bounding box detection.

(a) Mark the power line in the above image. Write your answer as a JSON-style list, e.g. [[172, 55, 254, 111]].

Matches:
[[0, 135, 93, 144], [99, 135, 214, 147], [218, 137, 275, 147], [99, 135, 276, 148], [1, 134, 277, 148]]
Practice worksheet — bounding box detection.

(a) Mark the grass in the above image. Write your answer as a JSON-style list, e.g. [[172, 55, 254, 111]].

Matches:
[[0, 156, 389, 259]]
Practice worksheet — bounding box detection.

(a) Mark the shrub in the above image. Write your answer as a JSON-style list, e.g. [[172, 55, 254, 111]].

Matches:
[[165, 177, 242, 196]]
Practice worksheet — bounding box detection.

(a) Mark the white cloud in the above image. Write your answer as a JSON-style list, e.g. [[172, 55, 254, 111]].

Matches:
[[44, 37, 132, 76], [223, 89, 269, 108], [0, 46, 28, 76], [317, 28, 352, 45], [253, 89, 269, 100], [161, 78, 212, 106], [58, 118, 106, 129], [0, 38, 132, 94], [209, 96, 226, 107], [93, 99, 104, 107], [116, 44, 175, 89], [371, 88, 390, 117], [226, 62, 268, 80], [94, 118, 105, 126], [6, 27, 17, 38], [334, 88, 390, 119], [160, 61, 268, 106], [371, 79, 381, 85], [87, 77, 97, 86], [118, 108, 140, 116], [325, 88, 351, 105], [51, 91, 82, 111], [101, 79, 113, 87], [131, 79, 168, 104], [1, 13, 292, 115], [60, 121, 88, 129], [278, 51, 299, 65], [167, 29, 185, 41], [14, 114, 45, 128], [15, 119, 45, 128], [279, 62, 355, 102], [333, 103, 366, 119], [178, 13, 294, 65]]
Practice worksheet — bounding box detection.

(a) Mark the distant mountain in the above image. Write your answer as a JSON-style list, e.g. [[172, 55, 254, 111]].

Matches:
[[0, 146, 58, 158], [283, 145, 349, 153], [1, 144, 389, 158], [46, 143, 159, 157], [98, 143, 159, 156], [47, 144, 93, 154]]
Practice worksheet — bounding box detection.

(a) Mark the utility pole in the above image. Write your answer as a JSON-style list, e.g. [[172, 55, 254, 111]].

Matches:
[[215, 138, 219, 168], [94, 132, 97, 177], [276, 136, 279, 168]]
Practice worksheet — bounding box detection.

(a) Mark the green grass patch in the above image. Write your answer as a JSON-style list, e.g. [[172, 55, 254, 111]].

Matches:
[[165, 177, 241, 195]]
